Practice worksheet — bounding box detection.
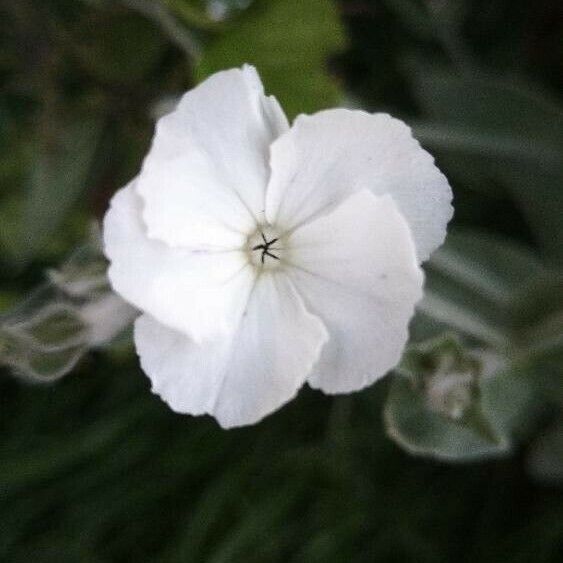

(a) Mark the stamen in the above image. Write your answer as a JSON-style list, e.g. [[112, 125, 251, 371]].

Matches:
[[252, 233, 280, 264]]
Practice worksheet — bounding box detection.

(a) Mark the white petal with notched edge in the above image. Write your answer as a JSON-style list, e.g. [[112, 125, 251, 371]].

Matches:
[[134, 273, 328, 428], [265, 109, 452, 262], [287, 190, 423, 393], [103, 182, 254, 342], [137, 66, 289, 248], [102, 65, 453, 428]]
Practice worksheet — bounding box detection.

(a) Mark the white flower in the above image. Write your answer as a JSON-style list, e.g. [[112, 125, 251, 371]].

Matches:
[[103, 65, 452, 428]]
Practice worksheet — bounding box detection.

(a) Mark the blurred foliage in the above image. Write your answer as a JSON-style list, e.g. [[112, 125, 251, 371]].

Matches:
[[19, 116, 105, 265], [386, 230, 556, 461], [386, 334, 511, 461], [3, 363, 563, 562], [0, 229, 135, 382], [1, 0, 563, 560], [410, 68, 563, 264], [196, 0, 345, 117]]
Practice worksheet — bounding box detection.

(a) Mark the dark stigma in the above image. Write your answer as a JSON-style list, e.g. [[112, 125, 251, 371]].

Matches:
[[252, 232, 280, 264]]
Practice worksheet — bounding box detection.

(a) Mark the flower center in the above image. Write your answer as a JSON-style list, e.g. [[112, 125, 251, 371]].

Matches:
[[247, 226, 284, 268], [253, 233, 280, 263]]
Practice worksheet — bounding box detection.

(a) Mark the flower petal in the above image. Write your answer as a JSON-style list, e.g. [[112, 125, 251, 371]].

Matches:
[[134, 272, 328, 428], [287, 190, 424, 393], [137, 65, 289, 248], [266, 109, 452, 262], [103, 182, 254, 341]]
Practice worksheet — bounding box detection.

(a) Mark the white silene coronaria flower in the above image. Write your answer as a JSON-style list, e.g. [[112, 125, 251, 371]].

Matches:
[[103, 65, 453, 428]]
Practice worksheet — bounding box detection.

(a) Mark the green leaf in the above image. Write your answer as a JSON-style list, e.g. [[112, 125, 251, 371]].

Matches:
[[395, 229, 558, 461], [196, 0, 345, 118], [493, 165, 563, 263], [411, 68, 563, 148], [18, 116, 104, 264], [0, 302, 89, 382], [409, 67, 563, 263], [76, 10, 167, 83], [415, 229, 544, 349], [511, 274, 563, 344], [46, 226, 109, 298], [481, 364, 544, 446], [413, 122, 563, 170], [385, 370, 508, 462], [385, 334, 541, 461], [380, 0, 433, 39], [163, 0, 220, 30], [120, 0, 200, 59], [509, 273, 563, 403], [0, 324, 86, 383], [0, 228, 135, 381], [11, 304, 87, 349], [528, 417, 563, 486], [0, 402, 145, 491], [0, 196, 24, 260]]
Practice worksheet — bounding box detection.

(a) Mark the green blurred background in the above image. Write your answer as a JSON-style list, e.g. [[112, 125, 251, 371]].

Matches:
[[1, 1, 563, 561]]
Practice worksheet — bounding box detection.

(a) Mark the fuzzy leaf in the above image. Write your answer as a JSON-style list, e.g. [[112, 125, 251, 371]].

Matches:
[[414, 229, 544, 349], [410, 67, 563, 263], [0, 303, 88, 382], [509, 273, 563, 403], [385, 375, 508, 462], [385, 335, 509, 461]]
